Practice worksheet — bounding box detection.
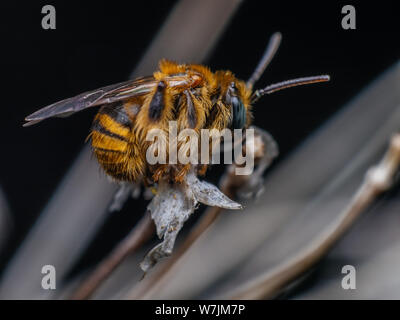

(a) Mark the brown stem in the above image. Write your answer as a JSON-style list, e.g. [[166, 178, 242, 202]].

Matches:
[[229, 133, 400, 299], [69, 211, 155, 300]]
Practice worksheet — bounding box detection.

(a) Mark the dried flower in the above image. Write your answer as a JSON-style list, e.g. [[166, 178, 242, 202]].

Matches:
[[140, 170, 242, 272]]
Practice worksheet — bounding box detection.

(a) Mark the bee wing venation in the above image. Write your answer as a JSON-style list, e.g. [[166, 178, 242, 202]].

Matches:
[[24, 76, 156, 126]]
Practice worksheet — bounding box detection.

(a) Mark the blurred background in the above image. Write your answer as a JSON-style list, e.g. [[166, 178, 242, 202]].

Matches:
[[0, 0, 399, 299]]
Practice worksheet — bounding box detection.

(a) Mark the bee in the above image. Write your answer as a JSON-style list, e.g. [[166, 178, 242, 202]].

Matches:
[[24, 33, 329, 184]]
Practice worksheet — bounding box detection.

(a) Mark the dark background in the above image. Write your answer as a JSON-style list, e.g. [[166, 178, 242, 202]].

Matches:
[[0, 1, 398, 278]]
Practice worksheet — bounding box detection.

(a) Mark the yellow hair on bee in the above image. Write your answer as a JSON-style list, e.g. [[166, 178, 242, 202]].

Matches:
[[134, 77, 174, 139], [90, 131, 128, 152], [213, 70, 253, 128], [158, 60, 218, 92], [97, 114, 131, 137], [158, 59, 186, 74], [88, 108, 146, 181], [88, 60, 254, 183], [189, 64, 218, 90], [176, 87, 209, 131]]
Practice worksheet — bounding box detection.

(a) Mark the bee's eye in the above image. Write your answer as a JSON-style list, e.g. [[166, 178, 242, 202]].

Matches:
[[226, 82, 246, 129], [230, 96, 246, 129]]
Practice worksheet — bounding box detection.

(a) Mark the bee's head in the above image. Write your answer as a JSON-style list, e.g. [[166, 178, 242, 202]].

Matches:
[[214, 70, 253, 129], [225, 81, 248, 129], [214, 32, 330, 130]]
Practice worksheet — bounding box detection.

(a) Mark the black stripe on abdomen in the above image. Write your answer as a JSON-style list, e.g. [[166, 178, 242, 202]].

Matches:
[[91, 118, 129, 142], [98, 102, 133, 129]]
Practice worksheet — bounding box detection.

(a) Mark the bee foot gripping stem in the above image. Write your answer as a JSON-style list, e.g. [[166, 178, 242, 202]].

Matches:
[[236, 126, 279, 199]]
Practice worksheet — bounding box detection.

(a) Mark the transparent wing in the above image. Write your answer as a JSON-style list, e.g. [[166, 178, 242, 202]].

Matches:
[[24, 76, 156, 127]]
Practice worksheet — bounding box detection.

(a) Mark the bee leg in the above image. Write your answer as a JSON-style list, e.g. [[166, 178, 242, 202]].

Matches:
[[174, 164, 191, 183], [236, 126, 279, 199], [197, 164, 208, 176], [152, 165, 169, 182]]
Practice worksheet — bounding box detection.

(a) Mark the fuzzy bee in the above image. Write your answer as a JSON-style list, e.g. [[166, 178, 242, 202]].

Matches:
[[24, 33, 329, 184]]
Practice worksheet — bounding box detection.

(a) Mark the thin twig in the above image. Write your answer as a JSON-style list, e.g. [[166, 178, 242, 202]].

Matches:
[[229, 133, 400, 299], [69, 211, 155, 300]]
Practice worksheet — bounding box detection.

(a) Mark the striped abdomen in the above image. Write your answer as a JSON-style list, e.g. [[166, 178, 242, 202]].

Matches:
[[89, 102, 145, 181]]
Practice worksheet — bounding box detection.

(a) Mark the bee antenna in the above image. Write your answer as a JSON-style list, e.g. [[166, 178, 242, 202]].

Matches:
[[247, 32, 282, 89], [251, 75, 330, 103]]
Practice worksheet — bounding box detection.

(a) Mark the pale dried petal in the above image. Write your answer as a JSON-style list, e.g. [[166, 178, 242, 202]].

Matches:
[[140, 181, 196, 272], [140, 171, 243, 272], [186, 172, 243, 209], [139, 243, 165, 273]]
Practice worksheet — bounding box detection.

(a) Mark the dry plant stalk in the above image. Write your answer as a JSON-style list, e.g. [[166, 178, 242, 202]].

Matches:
[[127, 127, 278, 299], [229, 133, 400, 299], [70, 212, 155, 300], [70, 126, 277, 299]]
